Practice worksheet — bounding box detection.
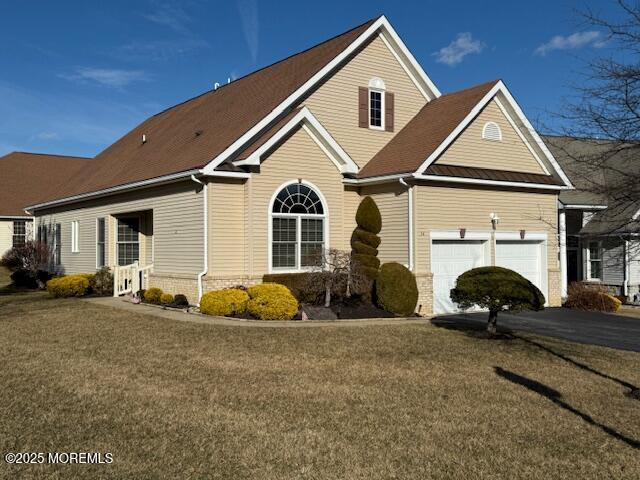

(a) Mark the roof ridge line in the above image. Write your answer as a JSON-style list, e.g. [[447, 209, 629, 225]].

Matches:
[[4, 151, 91, 159]]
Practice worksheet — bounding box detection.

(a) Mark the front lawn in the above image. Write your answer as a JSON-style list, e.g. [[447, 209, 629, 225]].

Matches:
[[0, 293, 639, 479]]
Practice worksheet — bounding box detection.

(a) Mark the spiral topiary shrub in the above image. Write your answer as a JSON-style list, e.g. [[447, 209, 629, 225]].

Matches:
[[144, 287, 163, 304], [375, 262, 419, 316], [351, 196, 382, 284], [247, 283, 298, 321], [200, 288, 249, 316], [160, 293, 174, 305], [46, 275, 90, 298], [450, 266, 545, 334]]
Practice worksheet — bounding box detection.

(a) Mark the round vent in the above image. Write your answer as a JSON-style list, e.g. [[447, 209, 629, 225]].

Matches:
[[482, 122, 502, 141]]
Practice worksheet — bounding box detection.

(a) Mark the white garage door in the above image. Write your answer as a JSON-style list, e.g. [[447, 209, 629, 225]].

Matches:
[[495, 240, 543, 292], [432, 240, 487, 314]]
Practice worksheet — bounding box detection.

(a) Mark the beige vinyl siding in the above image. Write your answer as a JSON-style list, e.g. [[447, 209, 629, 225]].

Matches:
[[361, 184, 408, 265], [436, 99, 547, 174], [35, 181, 203, 275], [414, 184, 558, 274], [0, 220, 14, 257], [248, 126, 348, 275], [303, 34, 427, 169], [208, 178, 246, 275]]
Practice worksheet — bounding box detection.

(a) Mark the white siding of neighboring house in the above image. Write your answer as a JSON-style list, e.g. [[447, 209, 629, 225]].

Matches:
[[0, 220, 13, 258], [600, 238, 625, 287]]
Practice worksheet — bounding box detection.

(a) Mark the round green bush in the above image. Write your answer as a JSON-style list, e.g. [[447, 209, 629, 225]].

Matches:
[[160, 293, 174, 305], [46, 275, 90, 298], [355, 196, 382, 234], [247, 285, 298, 321], [144, 287, 163, 304], [200, 288, 249, 316], [375, 262, 418, 316]]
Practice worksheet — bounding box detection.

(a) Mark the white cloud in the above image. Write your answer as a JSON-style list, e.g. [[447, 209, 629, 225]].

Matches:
[[35, 132, 59, 140], [60, 67, 149, 88], [433, 32, 485, 66], [142, 2, 192, 35], [535, 31, 602, 56], [237, 0, 259, 62]]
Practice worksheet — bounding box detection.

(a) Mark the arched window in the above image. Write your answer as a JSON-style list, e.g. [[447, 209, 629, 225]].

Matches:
[[368, 77, 386, 129], [482, 121, 502, 141], [271, 182, 326, 270]]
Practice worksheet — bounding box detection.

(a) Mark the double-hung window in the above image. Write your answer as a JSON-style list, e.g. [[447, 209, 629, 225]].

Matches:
[[271, 183, 325, 271], [12, 220, 26, 247], [368, 77, 386, 130], [96, 218, 106, 268], [117, 218, 139, 266], [587, 241, 603, 280]]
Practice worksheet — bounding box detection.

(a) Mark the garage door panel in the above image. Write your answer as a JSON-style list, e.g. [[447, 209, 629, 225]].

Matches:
[[495, 240, 542, 291], [432, 240, 487, 314]]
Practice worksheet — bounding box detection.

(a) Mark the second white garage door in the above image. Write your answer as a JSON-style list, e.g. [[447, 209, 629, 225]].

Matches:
[[495, 240, 545, 296], [432, 240, 487, 314]]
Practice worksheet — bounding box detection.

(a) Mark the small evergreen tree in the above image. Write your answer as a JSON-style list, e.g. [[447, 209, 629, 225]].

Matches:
[[350, 196, 382, 282], [450, 267, 545, 334]]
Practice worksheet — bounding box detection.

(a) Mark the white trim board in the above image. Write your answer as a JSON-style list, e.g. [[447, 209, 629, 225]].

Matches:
[[430, 230, 491, 241], [413, 80, 573, 188], [495, 231, 548, 241], [413, 173, 568, 191], [233, 107, 358, 174], [559, 204, 608, 210], [202, 16, 440, 177]]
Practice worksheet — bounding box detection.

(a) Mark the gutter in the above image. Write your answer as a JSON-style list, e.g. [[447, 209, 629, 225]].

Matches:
[[412, 173, 568, 191], [398, 178, 414, 271], [624, 239, 630, 298], [25, 169, 250, 213], [190, 175, 208, 305]]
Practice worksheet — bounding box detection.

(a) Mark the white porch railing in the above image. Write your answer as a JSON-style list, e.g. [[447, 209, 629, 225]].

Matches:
[[113, 261, 154, 297]]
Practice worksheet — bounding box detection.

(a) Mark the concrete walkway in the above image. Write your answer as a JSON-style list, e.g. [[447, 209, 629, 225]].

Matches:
[[84, 297, 429, 328]]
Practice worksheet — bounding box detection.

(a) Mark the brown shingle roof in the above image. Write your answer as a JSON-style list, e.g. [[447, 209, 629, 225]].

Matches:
[[358, 80, 499, 178], [36, 18, 377, 205], [0, 152, 90, 216], [425, 163, 564, 186]]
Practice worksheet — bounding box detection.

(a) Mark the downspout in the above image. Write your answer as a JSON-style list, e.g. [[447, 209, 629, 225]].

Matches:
[[191, 175, 208, 304], [399, 178, 414, 271], [559, 208, 568, 298], [623, 238, 629, 298]]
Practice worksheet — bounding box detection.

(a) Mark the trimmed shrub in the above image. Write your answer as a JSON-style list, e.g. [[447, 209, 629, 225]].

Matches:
[[89, 267, 113, 297], [351, 196, 382, 284], [376, 262, 418, 316], [200, 288, 249, 316], [451, 267, 545, 334], [46, 275, 90, 298], [144, 287, 163, 304], [160, 293, 174, 305], [173, 294, 189, 307], [565, 282, 621, 312], [247, 283, 298, 321]]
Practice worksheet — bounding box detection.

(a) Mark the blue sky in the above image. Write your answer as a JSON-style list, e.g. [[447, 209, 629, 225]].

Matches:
[[0, 0, 622, 158]]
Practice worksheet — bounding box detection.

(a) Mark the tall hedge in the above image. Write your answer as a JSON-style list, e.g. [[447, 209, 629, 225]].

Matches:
[[351, 196, 382, 280]]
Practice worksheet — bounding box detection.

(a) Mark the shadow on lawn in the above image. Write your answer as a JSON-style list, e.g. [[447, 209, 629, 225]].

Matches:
[[495, 367, 640, 449], [432, 315, 640, 398]]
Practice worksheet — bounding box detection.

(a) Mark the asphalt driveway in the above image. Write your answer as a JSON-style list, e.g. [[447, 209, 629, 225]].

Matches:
[[433, 307, 640, 352]]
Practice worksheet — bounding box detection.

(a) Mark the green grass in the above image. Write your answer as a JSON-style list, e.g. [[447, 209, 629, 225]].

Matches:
[[0, 292, 639, 479]]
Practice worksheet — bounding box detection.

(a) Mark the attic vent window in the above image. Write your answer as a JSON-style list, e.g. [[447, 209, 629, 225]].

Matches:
[[482, 122, 502, 141]]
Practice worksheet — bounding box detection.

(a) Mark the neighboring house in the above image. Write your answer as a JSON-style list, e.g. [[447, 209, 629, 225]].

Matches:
[[546, 136, 640, 301], [25, 16, 572, 314], [0, 152, 88, 257]]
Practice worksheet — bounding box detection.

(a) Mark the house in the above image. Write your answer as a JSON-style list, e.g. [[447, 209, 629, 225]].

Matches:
[[25, 16, 572, 314], [547, 136, 640, 301], [0, 152, 88, 257]]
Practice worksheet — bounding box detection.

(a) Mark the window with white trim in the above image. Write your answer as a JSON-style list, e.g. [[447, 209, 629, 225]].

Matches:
[[71, 220, 80, 253], [587, 240, 602, 280], [271, 183, 325, 270], [12, 220, 26, 247], [96, 218, 106, 268], [482, 121, 502, 141], [368, 77, 385, 129], [117, 218, 139, 266]]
